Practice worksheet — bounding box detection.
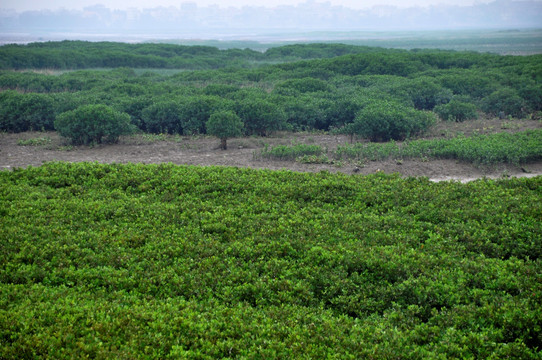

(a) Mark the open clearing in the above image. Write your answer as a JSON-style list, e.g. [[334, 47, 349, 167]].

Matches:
[[2, 116, 541, 182]]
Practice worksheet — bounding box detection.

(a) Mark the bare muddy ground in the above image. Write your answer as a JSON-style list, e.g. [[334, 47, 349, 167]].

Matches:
[[2, 117, 541, 182]]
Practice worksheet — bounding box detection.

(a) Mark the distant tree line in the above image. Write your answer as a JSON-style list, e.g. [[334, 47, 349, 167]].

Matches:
[[0, 42, 381, 70], [1, 42, 541, 143]]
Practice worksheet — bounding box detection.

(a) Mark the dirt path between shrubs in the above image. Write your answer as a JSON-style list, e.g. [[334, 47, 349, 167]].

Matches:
[[2, 129, 541, 182]]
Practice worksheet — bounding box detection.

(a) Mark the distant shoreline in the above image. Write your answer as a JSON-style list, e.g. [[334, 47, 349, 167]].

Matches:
[[2, 28, 542, 55]]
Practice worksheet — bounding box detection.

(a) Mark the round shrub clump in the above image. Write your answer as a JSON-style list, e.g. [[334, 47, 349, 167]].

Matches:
[[206, 110, 244, 150], [481, 88, 527, 118], [434, 99, 478, 122], [0, 91, 56, 132], [350, 100, 436, 142], [55, 104, 132, 145]]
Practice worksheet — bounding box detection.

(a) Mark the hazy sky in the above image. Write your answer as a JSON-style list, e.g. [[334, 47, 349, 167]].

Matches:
[[2, 0, 498, 11]]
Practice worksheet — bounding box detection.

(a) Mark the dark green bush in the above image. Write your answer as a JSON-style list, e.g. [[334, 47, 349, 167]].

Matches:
[[274, 77, 331, 94], [236, 98, 287, 136], [54, 105, 132, 145], [0, 90, 21, 131], [113, 95, 154, 130], [0, 91, 55, 132], [280, 95, 328, 131], [51, 92, 91, 115], [347, 100, 436, 141], [519, 84, 542, 112], [438, 70, 498, 99], [202, 83, 240, 96], [481, 88, 527, 118], [392, 77, 453, 110], [178, 96, 233, 135], [141, 101, 182, 134], [434, 98, 478, 122], [322, 93, 372, 130], [206, 110, 244, 150]]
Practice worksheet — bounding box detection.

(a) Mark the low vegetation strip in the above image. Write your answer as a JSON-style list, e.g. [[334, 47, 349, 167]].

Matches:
[[1, 162, 541, 358], [335, 129, 542, 165], [255, 143, 324, 160]]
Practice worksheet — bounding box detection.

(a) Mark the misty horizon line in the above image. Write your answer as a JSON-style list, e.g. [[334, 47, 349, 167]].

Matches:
[[1, 0, 525, 12], [1, 0, 541, 34], [3, 0, 542, 12]]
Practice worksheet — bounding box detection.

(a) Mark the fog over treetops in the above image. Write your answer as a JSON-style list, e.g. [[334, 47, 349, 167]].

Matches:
[[1, 0, 541, 35]]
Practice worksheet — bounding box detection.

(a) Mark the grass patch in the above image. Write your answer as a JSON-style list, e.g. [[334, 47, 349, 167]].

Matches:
[[295, 154, 333, 164], [123, 133, 183, 145], [335, 129, 542, 165], [255, 143, 325, 161], [17, 136, 52, 146]]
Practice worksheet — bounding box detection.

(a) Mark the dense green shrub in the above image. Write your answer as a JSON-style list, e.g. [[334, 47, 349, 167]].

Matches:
[[346, 100, 436, 141], [54, 105, 132, 145], [274, 77, 331, 94], [519, 84, 542, 112], [141, 101, 182, 134], [0, 71, 58, 92], [0, 90, 55, 132], [264, 43, 372, 60], [434, 98, 478, 122], [51, 92, 92, 115], [206, 110, 244, 150], [321, 93, 372, 130], [178, 96, 233, 135], [438, 70, 498, 99], [202, 83, 240, 96], [17, 93, 56, 131], [113, 95, 154, 129], [279, 95, 328, 131], [481, 88, 527, 118], [392, 77, 452, 110], [236, 98, 287, 136], [0, 90, 22, 132]]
